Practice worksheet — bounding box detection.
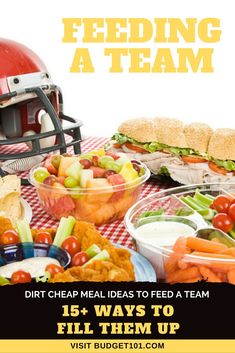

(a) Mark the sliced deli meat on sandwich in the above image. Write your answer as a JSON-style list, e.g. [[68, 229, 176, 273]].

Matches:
[[109, 118, 235, 184]]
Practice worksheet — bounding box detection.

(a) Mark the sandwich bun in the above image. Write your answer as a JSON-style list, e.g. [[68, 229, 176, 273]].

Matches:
[[153, 117, 188, 148], [184, 123, 213, 153], [208, 128, 235, 160], [118, 118, 156, 143]]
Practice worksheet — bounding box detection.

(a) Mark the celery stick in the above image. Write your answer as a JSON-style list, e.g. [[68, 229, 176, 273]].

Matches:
[[194, 190, 214, 207], [85, 244, 101, 259], [36, 272, 51, 283], [205, 194, 215, 201], [188, 196, 209, 209], [175, 207, 194, 217], [53, 216, 76, 247], [229, 229, 235, 239], [139, 209, 165, 219], [0, 276, 10, 286], [83, 250, 110, 267], [16, 219, 33, 243], [197, 208, 215, 220], [180, 196, 204, 212]]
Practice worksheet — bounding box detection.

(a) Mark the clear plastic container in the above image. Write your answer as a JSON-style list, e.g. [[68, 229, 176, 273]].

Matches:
[[125, 182, 235, 280], [29, 162, 150, 225]]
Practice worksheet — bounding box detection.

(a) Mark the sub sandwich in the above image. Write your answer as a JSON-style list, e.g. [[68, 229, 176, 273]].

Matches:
[[108, 117, 235, 185]]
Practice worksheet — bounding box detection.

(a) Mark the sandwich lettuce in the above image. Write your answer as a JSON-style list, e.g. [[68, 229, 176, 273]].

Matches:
[[158, 166, 170, 176], [212, 159, 235, 172], [112, 133, 203, 157]]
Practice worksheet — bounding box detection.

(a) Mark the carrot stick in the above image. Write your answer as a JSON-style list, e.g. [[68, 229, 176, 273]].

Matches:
[[178, 260, 190, 270], [173, 236, 187, 255], [218, 248, 235, 258], [167, 266, 200, 283], [191, 251, 234, 259], [199, 266, 222, 282], [208, 263, 235, 273], [164, 256, 178, 274], [165, 237, 188, 274], [186, 237, 227, 253], [227, 269, 235, 285]]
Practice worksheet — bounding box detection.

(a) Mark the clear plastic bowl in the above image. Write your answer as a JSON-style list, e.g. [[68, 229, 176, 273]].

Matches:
[[29, 162, 150, 225], [125, 182, 235, 281]]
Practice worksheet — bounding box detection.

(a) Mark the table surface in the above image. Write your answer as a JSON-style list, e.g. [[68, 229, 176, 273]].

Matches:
[[20, 136, 170, 249]]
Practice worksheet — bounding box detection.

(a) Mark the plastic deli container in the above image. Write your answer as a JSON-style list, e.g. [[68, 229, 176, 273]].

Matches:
[[125, 183, 235, 280], [29, 162, 150, 226]]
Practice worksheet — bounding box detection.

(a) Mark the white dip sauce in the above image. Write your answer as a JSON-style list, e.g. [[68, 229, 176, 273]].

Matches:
[[135, 221, 194, 246], [0, 257, 60, 278]]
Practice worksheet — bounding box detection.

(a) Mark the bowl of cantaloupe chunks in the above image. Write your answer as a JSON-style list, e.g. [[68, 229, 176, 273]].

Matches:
[[29, 149, 150, 225]]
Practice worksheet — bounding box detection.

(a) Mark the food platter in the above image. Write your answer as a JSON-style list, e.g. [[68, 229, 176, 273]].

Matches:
[[1, 142, 235, 285], [125, 182, 235, 283], [117, 245, 156, 282], [0, 212, 156, 285]]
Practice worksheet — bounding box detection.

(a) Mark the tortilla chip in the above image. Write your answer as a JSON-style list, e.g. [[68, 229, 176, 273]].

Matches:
[[0, 175, 22, 223], [0, 175, 20, 197]]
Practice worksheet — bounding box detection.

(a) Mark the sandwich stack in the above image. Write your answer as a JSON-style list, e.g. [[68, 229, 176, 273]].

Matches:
[[109, 117, 235, 185]]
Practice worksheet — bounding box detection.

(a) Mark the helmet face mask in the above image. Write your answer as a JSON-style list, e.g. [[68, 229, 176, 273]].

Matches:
[[0, 39, 82, 160]]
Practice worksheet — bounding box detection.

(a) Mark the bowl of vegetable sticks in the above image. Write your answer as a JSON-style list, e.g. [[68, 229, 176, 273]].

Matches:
[[125, 182, 235, 283]]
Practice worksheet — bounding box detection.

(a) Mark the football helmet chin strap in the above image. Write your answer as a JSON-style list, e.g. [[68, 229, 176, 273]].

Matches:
[[0, 85, 82, 160], [0, 86, 82, 184]]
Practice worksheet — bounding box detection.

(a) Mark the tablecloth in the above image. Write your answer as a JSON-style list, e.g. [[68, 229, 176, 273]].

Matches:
[[19, 136, 169, 249]]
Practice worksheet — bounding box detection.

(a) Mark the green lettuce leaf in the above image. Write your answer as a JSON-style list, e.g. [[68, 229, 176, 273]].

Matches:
[[158, 166, 170, 176], [167, 147, 200, 157], [111, 133, 129, 145], [112, 133, 202, 156], [143, 142, 164, 153], [213, 159, 235, 172]]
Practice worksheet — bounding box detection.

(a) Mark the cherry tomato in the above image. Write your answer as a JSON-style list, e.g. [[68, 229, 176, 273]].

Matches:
[[11, 271, 32, 284], [71, 251, 89, 267], [61, 236, 81, 257], [0, 230, 19, 245], [45, 264, 64, 277], [228, 203, 235, 222], [34, 232, 52, 245], [212, 195, 231, 213], [212, 213, 234, 233]]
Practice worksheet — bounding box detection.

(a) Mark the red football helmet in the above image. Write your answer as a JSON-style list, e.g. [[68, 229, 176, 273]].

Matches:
[[0, 38, 82, 160]]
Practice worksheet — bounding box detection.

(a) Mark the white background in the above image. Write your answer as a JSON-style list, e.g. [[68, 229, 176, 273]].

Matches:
[[0, 0, 234, 137]]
